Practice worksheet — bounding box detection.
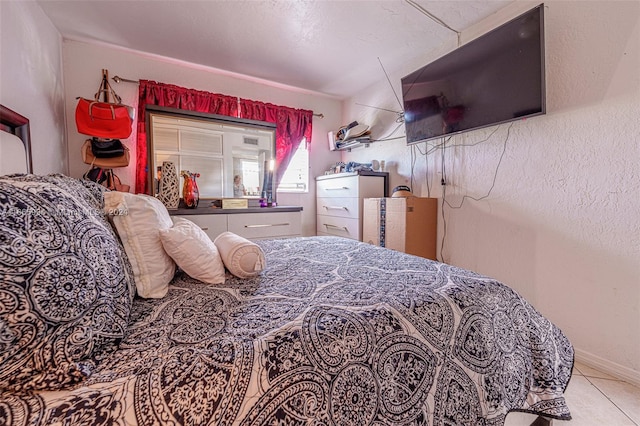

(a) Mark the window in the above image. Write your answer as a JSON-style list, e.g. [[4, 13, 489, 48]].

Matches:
[[241, 160, 260, 196], [277, 139, 309, 193]]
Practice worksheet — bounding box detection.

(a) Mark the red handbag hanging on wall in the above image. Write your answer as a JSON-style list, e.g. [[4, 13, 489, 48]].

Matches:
[[75, 70, 133, 139]]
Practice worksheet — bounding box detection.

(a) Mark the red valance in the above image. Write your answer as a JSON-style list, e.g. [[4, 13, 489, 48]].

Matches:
[[135, 80, 239, 194], [135, 81, 313, 195]]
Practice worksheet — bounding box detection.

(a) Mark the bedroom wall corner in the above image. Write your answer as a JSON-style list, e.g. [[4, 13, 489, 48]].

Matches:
[[0, 1, 68, 174], [340, 0, 640, 381]]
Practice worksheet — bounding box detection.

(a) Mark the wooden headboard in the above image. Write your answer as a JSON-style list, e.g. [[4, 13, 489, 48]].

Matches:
[[0, 104, 33, 174]]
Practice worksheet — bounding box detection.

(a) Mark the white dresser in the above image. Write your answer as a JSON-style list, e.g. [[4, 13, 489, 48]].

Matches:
[[316, 172, 388, 241], [173, 207, 302, 241]]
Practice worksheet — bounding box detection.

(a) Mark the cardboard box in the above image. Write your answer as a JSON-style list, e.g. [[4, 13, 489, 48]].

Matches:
[[363, 197, 438, 260]]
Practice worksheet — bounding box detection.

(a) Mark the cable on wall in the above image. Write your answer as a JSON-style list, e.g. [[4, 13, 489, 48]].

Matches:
[[404, 0, 462, 46], [438, 123, 513, 262], [378, 57, 404, 115], [440, 185, 448, 262], [355, 57, 405, 123], [411, 136, 451, 198], [441, 136, 447, 186], [425, 141, 432, 198], [443, 122, 513, 209], [372, 122, 406, 142], [439, 136, 448, 262], [410, 144, 419, 192]]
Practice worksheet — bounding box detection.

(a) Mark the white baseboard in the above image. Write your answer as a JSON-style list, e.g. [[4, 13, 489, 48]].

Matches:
[[574, 348, 640, 388]]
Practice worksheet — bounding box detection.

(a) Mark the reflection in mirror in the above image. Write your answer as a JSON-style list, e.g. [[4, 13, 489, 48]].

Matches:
[[146, 106, 276, 203]]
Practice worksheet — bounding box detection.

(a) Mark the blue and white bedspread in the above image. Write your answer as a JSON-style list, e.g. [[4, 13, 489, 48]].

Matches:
[[2, 236, 573, 425]]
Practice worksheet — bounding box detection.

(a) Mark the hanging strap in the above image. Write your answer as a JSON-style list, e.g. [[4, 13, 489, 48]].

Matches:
[[94, 69, 122, 104]]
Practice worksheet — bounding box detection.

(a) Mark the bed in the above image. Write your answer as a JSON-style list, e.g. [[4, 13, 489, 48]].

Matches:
[[0, 105, 573, 425]]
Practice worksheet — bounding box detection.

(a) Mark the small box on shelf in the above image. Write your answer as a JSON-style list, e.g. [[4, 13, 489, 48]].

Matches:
[[221, 198, 249, 209]]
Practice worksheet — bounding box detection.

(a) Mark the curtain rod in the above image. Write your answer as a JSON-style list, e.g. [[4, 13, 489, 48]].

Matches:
[[112, 75, 324, 118], [112, 75, 139, 84]]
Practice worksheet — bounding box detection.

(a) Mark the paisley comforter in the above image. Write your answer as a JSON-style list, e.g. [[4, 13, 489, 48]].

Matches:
[[1, 236, 573, 425]]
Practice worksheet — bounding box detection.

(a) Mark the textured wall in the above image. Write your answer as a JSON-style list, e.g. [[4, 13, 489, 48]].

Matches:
[[0, 1, 67, 174], [343, 0, 640, 382]]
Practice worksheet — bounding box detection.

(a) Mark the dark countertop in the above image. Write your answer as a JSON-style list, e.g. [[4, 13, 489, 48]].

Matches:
[[169, 203, 303, 215]]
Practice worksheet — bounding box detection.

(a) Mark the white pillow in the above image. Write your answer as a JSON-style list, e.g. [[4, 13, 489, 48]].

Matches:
[[104, 192, 175, 298], [213, 232, 266, 278], [159, 217, 226, 285]]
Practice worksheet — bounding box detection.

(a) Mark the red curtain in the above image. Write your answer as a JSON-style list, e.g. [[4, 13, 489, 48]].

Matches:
[[135, 80, 239, 193], [135, 80, 313, 194], [240, 99, 313, 187]]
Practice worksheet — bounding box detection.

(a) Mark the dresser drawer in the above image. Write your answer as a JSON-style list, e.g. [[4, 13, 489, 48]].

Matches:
[[316, 175, 360, 198], [228, 212, 301, 240], [174, 214, 228, 241], [316, 197, 360, 219], [316, 215, 360, 240]]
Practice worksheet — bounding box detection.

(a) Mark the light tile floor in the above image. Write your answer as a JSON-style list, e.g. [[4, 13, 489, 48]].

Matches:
[[505, 361, 640, 426]]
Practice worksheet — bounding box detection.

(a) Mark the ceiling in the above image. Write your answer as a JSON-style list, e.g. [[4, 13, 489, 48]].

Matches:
[[37, 0, 511, 99]]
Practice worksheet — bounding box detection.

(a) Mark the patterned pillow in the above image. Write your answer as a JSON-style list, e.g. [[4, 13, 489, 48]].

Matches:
[[0, 174, 135, 391]]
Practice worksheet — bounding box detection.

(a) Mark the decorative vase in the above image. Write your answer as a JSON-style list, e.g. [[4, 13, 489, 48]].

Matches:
[[157, 161, 179, 209], [181, 170, 200, 209]]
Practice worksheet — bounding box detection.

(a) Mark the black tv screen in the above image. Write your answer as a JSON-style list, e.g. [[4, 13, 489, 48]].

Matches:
[[401, 4, 545, 144]]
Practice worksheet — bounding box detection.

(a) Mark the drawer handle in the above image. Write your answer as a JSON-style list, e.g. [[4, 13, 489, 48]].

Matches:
[[245, 223, 290, 228], [325, 186, 349, 190], [324, 206, 349, 211], [200, 227, 209, 231], [324, 223, 348, 232]]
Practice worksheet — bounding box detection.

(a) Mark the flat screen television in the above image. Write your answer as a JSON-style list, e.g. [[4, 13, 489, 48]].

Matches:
[[401, 4, 545, 144]]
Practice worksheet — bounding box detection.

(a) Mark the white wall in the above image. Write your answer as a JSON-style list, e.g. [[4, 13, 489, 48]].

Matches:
[[0, 1, 67, 174], [343, 1, 640, 384], [62, 41, 342, 236]]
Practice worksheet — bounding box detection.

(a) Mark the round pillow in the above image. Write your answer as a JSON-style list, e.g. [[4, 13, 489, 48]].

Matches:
[[213, 232, 266, 278]]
